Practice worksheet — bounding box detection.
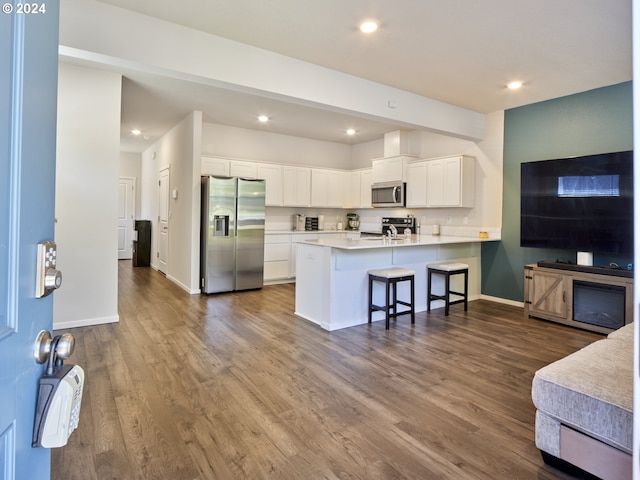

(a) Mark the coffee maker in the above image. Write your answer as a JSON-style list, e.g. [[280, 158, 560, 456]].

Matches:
[[346, 213, 360, 231], [293, 214, 306, 231]]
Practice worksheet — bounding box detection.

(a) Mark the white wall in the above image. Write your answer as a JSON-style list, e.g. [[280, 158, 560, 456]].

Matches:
[[141, 112, 202, 293], [202, 122, 352, 169], [54, 62, 121, 329], [119, 151, 142, 218], [411, 110, 504, 230]]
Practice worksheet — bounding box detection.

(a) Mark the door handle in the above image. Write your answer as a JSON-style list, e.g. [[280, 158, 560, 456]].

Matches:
[[34, 330, 75, 367]]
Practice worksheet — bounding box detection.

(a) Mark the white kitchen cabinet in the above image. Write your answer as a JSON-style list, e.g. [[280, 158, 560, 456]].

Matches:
[[201, 156, 230, 176], [229, 160, 258, 178], [359, 169, 373, 208], [311, 168, 345, 207], [264, 233, 291, 282], [290, 233, 318, 278], [426, 155, 475, 207], [282, 166, 311, 207], [345, 171, 361, 209], [344, 168, 373, 208], [256, 164, 283, 206], [406, 161, 428, 207], [371, 155, 416, 184]]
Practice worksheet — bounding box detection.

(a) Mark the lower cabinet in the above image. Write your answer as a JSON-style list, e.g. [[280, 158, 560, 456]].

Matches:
[[524, 263, 633, 334], [290, 233, 320, 279], [264, 234, 291, 282], [524, 268, 568, 320], [265, 232, 346, 283]]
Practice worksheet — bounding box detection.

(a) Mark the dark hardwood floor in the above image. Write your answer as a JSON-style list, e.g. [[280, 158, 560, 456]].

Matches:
[[52, 261, 602, 479]]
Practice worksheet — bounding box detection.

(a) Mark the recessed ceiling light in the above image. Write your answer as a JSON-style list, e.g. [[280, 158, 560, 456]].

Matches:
[[131, 129, 141, 135], [258, 115, 269, 123], [359, 21, 378, 33], [507, 81, 523, 90], [346, 129, 356, 136]]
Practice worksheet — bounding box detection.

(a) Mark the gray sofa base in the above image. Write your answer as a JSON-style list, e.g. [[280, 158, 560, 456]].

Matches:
[[538, 417, 631, 480], [532, 323, 633, 480]]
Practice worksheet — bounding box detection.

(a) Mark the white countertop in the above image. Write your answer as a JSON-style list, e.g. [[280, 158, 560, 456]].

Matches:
[[266, 229, 360, 235], [301, 234, 498, 250]]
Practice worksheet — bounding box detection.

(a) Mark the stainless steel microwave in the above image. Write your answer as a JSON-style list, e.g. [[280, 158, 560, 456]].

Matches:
[[371, 181, 406, 207]]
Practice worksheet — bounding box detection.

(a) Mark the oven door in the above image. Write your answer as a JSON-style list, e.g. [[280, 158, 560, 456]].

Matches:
[[371, 182, 405, 207]]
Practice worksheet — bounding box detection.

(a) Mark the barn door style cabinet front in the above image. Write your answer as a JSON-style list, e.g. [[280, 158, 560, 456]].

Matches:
[[524, 263, 633, 334]]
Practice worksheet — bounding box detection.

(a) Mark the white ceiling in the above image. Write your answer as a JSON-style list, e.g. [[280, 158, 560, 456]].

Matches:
[[88, 0, 632, 152]]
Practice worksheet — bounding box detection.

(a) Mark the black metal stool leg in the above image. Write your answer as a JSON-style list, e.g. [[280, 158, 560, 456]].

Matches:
[[444, 272, 451, 316], [427, 269, 432, 312], [368, 275, 373, 323], [463, 270, 468, 311], [385, 279, 391, 330], [410, 275, 415, 324]]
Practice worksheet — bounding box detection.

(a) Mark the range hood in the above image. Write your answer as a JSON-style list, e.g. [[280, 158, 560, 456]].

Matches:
[[383, 130, 412, 158]]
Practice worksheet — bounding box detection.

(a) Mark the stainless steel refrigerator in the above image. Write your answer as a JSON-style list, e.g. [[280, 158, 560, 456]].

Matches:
[[200, 176, 265, 293]]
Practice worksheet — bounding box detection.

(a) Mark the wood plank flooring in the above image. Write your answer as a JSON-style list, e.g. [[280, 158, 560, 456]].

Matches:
[[51, 261, 603, 479]]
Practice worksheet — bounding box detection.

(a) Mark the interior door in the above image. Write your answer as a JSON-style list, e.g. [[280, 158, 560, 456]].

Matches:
[[1, 3, 60, 478], [158, 168, 170, 273], [117, 177, 135, 260]]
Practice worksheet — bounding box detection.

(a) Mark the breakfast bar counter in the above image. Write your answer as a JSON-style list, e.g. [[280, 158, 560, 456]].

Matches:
[[294, 234, 499, 331]]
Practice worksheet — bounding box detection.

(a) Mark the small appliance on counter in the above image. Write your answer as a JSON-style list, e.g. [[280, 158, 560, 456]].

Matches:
[[293, 214, 306, 231], [346, 213, 360, 231], [305, 217, 319, 231]]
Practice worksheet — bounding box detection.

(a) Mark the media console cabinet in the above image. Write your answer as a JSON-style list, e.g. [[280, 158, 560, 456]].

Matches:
[[524, 263, 633, 334]]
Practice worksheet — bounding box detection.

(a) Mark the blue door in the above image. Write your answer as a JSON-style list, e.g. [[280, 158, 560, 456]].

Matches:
[[0, 2, 60, 479]]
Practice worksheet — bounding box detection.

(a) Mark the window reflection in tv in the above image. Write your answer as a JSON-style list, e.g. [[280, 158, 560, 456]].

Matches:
[[558, 175, 619, 198], [520, 151, 633, 254]]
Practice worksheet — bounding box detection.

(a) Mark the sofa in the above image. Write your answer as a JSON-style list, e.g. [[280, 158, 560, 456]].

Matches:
[[531, 322, 633, 480]]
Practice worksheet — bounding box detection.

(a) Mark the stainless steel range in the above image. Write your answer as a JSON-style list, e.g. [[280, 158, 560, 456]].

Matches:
[[382, 217, 416, 235]]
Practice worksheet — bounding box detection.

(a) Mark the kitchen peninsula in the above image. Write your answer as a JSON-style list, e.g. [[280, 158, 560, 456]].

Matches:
[[295, 234, 499, 331]]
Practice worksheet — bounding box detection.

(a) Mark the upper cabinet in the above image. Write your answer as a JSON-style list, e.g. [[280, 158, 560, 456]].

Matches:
[[405, 161, 428, 207], [200, 154, 473, 210], [425, 155, 475, 208], [344, 169, 372, 209], [359, 169, 373, 208], [202, 157, 230, 176], [311, 169, 346, 208], [256, 164, 283, 206], [229, 160, 258, 179], [283, 166, 311, 207], [371, 155, 416, 183]]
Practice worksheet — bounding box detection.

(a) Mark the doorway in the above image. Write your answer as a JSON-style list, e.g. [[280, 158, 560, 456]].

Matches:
[[158, 168, 170, 274], [117, 177, 136, 260]]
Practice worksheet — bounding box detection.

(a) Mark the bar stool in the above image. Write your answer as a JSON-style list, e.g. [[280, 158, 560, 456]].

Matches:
[[368, 268, 415, 329], [427, 263, 469, 316]]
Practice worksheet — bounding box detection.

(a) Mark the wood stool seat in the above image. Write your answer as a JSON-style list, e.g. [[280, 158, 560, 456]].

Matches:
[[427, 263, 469, 316], [368, 268, 415, 329]]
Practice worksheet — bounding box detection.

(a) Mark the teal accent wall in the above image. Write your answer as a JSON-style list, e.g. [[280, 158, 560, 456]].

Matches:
[[481, 82, 633, 302]]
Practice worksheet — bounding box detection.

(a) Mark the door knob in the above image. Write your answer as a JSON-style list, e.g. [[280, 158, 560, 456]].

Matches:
[[34, 330, 52, 364], [33, 331, 76, 366]]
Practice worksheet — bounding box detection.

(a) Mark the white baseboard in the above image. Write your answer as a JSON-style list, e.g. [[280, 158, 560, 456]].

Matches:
[[264, 278, 295, 286], [53, 314, 119, 330], [480, 294, 524, 308], [166, 274, 200, 295]]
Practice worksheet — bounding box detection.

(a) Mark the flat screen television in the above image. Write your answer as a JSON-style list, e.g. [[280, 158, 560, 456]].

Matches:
[[520, 151, 633, 255]]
